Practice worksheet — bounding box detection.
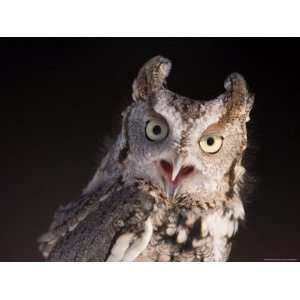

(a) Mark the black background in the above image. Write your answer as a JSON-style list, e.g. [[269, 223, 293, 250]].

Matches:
[[1, 38, 300, 261]]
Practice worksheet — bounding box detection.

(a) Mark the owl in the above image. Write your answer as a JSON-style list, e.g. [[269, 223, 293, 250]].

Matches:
[[38, 56, 254, 262]]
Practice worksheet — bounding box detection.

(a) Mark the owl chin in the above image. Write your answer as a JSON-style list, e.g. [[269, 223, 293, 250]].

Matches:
[[163, 180, 178, 199]]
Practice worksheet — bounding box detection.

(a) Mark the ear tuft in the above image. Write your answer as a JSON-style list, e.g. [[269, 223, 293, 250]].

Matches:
[[224, 73, 254, 122], [224, 72, 248, 96], [245, 93, 255, 122], [132, 56, 172, 102]]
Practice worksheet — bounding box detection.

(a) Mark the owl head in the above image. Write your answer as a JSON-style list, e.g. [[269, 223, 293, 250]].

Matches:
[[118, 56, 254, 204]]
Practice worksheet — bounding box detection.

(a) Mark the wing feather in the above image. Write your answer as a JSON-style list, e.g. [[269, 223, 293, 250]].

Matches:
[[39, 183, 155, 261]]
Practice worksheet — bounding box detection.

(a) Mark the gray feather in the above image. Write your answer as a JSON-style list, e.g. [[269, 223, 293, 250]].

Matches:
[[44, 185, 154, 261]]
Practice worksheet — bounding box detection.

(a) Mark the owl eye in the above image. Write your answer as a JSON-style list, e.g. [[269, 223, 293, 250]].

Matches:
[[199, 134, 223, 154], [145, 119, 169, 142]]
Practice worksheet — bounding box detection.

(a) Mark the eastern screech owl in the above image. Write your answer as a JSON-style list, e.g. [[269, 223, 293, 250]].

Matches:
[[38, 56, 254, 262]]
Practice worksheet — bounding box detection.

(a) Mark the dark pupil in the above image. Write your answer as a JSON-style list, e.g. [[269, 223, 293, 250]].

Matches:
[[207, 137, 214, 146], [152, 125, 161, 135]]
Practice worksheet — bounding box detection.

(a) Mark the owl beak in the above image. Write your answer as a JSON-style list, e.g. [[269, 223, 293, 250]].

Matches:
[[159, 158, 195, 198], [171, 157, 185, 182]]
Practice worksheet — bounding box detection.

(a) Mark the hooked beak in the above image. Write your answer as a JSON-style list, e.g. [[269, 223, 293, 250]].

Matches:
[[159, 158, 195, 199], [171, 157, 185, 182]]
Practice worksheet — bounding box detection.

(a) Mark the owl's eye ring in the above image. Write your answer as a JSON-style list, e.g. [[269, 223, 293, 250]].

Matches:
[[199, 134, 223, 154], [145, 119, 169, 142]]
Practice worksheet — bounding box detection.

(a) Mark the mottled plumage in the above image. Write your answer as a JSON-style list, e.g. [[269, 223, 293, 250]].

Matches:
[[38, 56, 254, 261]]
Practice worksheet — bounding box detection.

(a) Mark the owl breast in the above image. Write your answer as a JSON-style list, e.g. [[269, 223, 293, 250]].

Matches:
[[135, 183, 239, 262]]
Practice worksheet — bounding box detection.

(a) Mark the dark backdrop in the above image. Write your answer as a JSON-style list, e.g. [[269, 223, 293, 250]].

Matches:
[[1, 38, 300, 261]]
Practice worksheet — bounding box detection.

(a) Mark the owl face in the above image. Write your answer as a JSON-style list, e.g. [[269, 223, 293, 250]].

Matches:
[[121, 56, 254, 201]]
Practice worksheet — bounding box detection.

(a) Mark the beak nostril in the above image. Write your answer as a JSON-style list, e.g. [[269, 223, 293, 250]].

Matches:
[[160, 160, 173, 175]]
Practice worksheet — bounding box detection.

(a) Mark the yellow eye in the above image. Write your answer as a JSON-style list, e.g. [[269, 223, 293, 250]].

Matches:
[[199, 135, 223, 154], [145, 119, 169, 142]]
